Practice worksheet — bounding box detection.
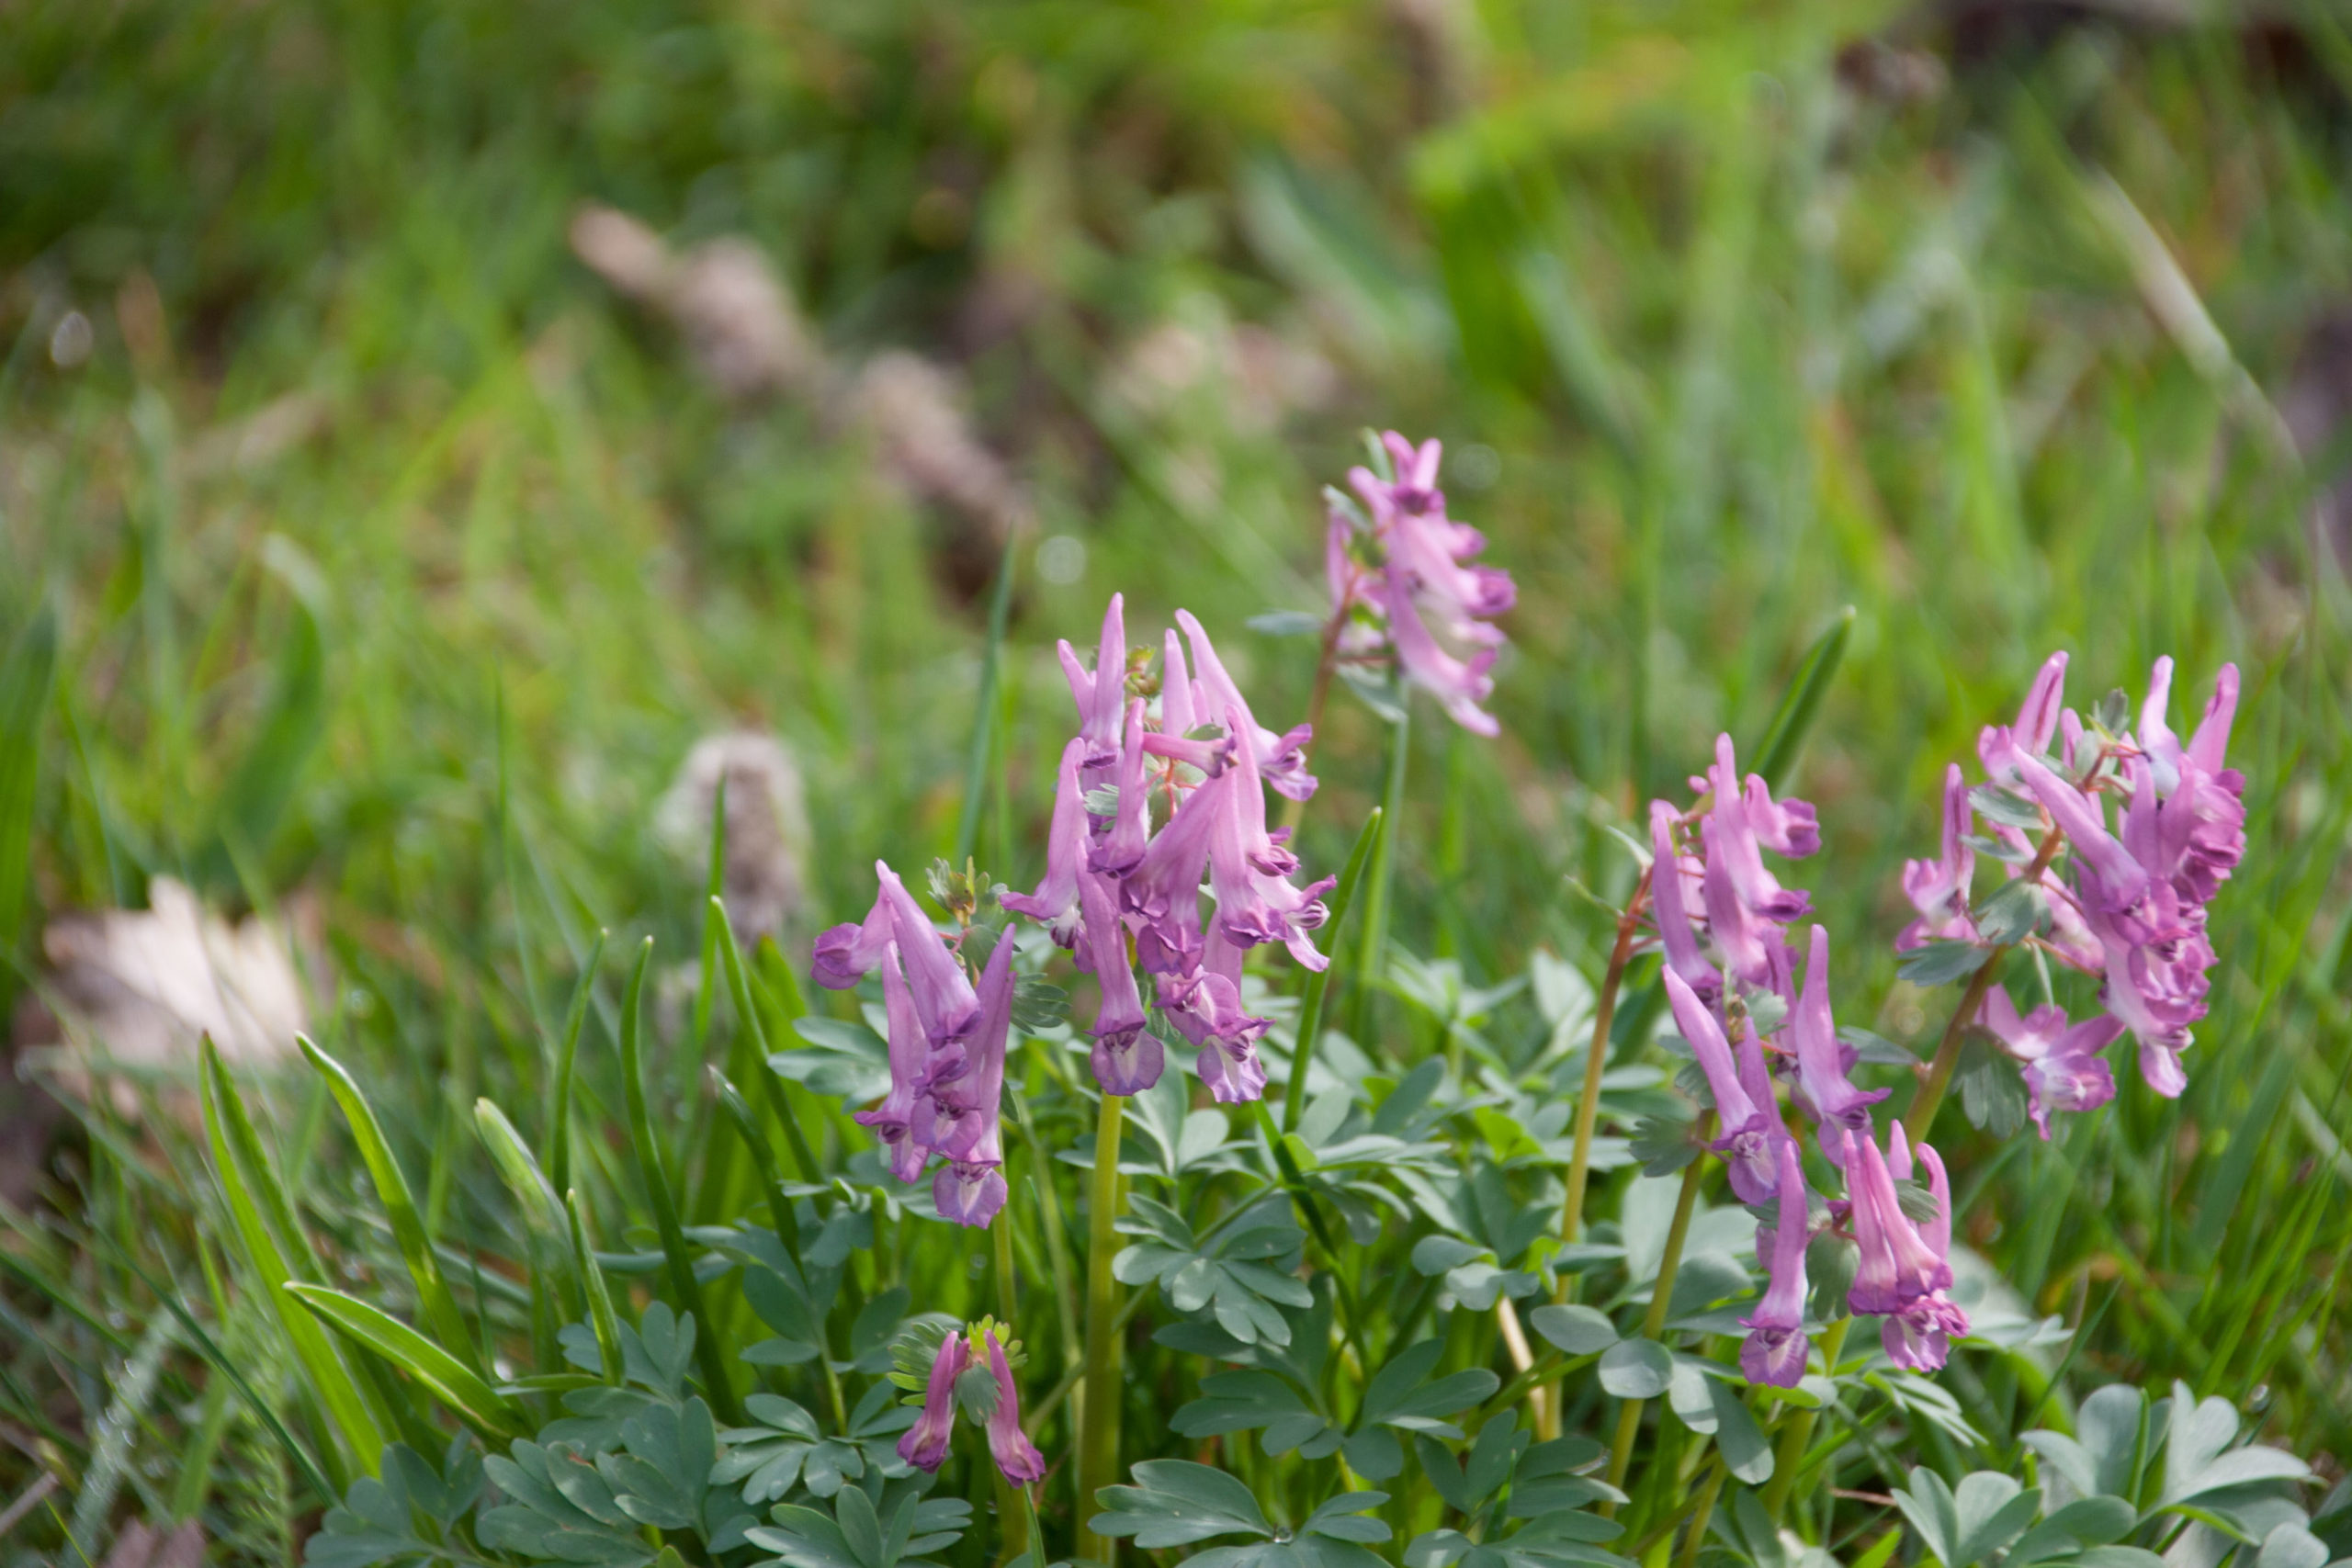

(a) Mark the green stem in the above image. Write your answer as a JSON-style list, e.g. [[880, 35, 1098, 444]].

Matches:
[[1601, 1133, 1707, 1512], [1905, 827, 2063, 1142], [1761, 1317, 1850, 1521], [1674, 1456, 1727, 1568], [1283, 807, 1385, 1133], [1558, 875, 1650, 1292], [1350, 709, 1410, 1043], [1077, 1093, 1128, 1566]]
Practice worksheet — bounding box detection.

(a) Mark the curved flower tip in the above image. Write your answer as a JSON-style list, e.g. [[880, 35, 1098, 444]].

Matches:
[[1663, 965, 1780, 1203], [1059, 593, 1130, 768], [933, 1161, 1009, 1228], [982, 1330, 1046, 1485], [897, 1332, 970, 1472], [1002, 738, 1091, 946], [1898, 764, 1976, 953], [1790, 925, 1889, 1142], [1740, 1139, 1812, 1389]]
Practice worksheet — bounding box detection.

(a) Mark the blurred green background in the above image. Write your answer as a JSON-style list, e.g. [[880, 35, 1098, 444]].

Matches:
[[5, 0, 2352, 1541]]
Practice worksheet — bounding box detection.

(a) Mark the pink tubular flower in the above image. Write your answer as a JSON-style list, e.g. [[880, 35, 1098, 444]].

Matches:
[[1160, 929, 1269, 1104], [1898, 765, 1976, 952], [1843, 1128, 1952, 1319], [1177, 611, 1316, 802], [1881, 1144, 1969, 1372], [1204, 707, 1334, 970], [1090, 699, 1154, 878], [897, 1332, 970, 1472], [1787, 926, 1888, 1151], [812, 863, 981, 1054], [1059, 592, 1130, 770], [1001, 739, 1089, 947], [982, 1329, 1046, 1485], [924, 934, 1013, 1228], [1978, 650, 2069, 778], [852, 945, 933, 1184], [1663, 967, 1782, 1204], [1076, 864, 1160, 1097], [1979, 985, 2120, 1137], [1740, 1139, 1812, 1388], [1648, 802, 1722, 1002], [1333, 432, 1515, 737]]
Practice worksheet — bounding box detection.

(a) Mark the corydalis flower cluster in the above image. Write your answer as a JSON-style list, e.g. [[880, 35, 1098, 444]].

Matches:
[[1326, 433, 1515, 736], [813, 866, 1016, 1228], [1900, 652, 2244, 1125], [1646, 737, 1966, 1381], [898, 1324, 1044, 1485], [1007, 594, 1332, 1103]]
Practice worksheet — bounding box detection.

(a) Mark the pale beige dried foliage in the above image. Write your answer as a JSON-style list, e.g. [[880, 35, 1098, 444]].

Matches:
[[654, 731, 811, 945], [40, 877, 307, 1114], [570, 205, 1027, 536]]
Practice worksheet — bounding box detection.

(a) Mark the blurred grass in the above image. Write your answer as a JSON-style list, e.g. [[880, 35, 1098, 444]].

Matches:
[[3, 0, 2351, 1550]]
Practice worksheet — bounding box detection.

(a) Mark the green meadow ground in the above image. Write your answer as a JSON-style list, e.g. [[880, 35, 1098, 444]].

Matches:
[[4, 0, 2351, 1560]]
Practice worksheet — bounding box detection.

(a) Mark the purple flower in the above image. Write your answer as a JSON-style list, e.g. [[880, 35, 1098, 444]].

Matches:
[[1090, 699, 1154, 878], [897, 1332, 970, 1472], [1980, 986, 2120, 1137], [2132, 659, 2245, 905], [1881, 1143, 1968, 1372], [2013, 752, 2148, 913], [1703, 737, 1812, 925], [1205, 708, 1334, 970], [923, 933, 1013, 1228], [1002, 739, 1089, 947], [1648, 803, 1721, 1002], [1740, 1139, 1813, 1388], [1076, 864, 1160, 1096], [812, 863, 981, 1048], [1119, 767, 1222, 976], [1663, 967, 1782, 1204], [853, 944, 935, 1184], [1377, 565, 1500, 738], [1057, 593, 1130, 770], [1162, 931, 1270, 1104], [1787, 926, 1888, 1151], [1178, 611, 1316, 802], [1978, 650, 2069, 777], [1337, 433, 1515, 738], [1843, 1128, 1951, 1318], [1898, 765, 1977, 952], [981, 1329, 1046, 1485]]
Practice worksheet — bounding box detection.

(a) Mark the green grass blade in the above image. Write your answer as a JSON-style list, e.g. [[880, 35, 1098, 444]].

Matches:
[[199, 1039, 385, 1472], [545, 928, 607, 1199], [618, 936, 743, 1424], [1283, 806, 1383, 1134], [285, 1283, 526, 1440], [0, 597, 57, 990], [475, 1096, 575, 1372], [694, 780, 727, 1048], [1747, 605, 1853, 793], [712, 1067, 800, 1249], [194, 576, 323, 893], [566, 1190, 626, 1384], [297, 1034, 480, 1374], [715, 899, 819, 1182]]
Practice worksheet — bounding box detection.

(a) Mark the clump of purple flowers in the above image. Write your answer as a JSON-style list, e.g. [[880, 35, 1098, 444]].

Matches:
[[1326, 432, 1515, 735], [898, 1321, 1045, 1485], [1900, 651, 2245, 1124], [813, 597, 1332, 1227], [814, 866, 1017, 1227], [1006, 593, 1331, 1104], [1645, 737, 1968, 1380]]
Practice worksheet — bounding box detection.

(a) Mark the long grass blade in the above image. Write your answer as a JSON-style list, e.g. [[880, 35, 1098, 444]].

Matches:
[[198, 1040, 385, 1473], [545, 928, 608, 1199], [297, 1033, 480, 1374], [1747, 605, 1853, 792], [0, 596, 57, 999], [566, 1190, 626, 1385], [286, 1283, 526, 1439], [1282, 806, 1383, 1134], [617, 936, 743, 1424]]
